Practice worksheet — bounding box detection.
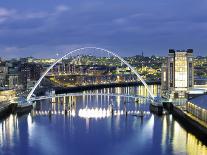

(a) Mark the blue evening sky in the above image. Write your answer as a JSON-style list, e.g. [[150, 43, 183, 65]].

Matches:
[[0, 0, 207, 58]]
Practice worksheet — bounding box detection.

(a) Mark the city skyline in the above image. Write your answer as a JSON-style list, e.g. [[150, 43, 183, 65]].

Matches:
[[1, 0, 207, 58], [0, 1, 207, 154], [0, 48, 207, 60]]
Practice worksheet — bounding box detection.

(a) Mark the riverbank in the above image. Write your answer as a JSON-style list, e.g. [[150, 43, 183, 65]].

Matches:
[[165, 103, 207, 143], [54, 81, 161, 94], [0, 102, 33, 119], [0, 103, 17, 119]]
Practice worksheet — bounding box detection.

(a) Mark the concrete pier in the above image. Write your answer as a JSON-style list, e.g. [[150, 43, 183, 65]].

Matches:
[[15, 104, 33, 116]]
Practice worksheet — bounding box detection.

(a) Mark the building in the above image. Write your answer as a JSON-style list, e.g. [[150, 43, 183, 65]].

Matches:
[[0, 63, 8, 88], [186, 95, 207, 123], [20, 63, 43, 89], [194, 78, 207, 90], [162, 49, 194, 98], [8, 74, 20, 89], [0, 89, 16, 102]]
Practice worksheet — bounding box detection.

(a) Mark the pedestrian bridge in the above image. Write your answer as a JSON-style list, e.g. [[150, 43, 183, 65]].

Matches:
[[29, 92, 151, 102], [26, 47, 155, 102]]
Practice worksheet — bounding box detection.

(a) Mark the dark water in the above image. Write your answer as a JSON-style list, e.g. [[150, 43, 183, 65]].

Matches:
[[0, 85, 207, 155]]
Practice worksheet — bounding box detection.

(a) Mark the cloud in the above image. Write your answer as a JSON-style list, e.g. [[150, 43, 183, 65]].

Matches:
[[24, 12, 50, 19], [0, 7, 15, 23], [113, 18, 127, 25], [56, 5, 70, 13], [0, 4, 70, 24], [0, 0, 207, 58], [0, 7, 14, 17]]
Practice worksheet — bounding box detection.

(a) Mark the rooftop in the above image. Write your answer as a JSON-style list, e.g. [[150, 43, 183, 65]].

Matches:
[[188, 89, 207, 94], [189, 94, 207, 109], [169, 49, 193, 53]]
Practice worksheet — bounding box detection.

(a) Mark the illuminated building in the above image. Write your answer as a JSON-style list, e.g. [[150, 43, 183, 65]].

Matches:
[[162, 49, 194, 98], [8, 74, 19, 89], [20, 63, 43, 89], [186, 95, 207, 123], [0, 89, 16, 102], [0, 65, 8, 87], [194, 78, 207, 90]]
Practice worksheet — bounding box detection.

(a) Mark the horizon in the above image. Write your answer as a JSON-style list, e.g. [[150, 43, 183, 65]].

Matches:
[[1, 48, 206, 60]]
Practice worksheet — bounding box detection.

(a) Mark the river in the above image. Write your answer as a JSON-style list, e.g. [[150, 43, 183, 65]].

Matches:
[[0, 85, 207, 155]]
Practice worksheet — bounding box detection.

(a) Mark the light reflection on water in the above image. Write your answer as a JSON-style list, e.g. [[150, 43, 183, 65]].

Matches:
[[0, 85, 206, 155]]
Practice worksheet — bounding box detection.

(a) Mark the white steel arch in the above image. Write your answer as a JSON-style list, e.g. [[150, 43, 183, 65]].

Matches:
[[27, 47, 155, 101]]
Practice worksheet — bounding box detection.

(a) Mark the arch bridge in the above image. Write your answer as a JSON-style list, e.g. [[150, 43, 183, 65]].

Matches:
[[26, 47, 155, 103]]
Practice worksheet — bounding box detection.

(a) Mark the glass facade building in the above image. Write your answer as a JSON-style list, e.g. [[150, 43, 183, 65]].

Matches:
[[161, 49, 194, 98]]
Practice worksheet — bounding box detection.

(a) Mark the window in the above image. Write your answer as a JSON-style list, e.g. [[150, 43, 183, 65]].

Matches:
[[175, 56, 187, 88]]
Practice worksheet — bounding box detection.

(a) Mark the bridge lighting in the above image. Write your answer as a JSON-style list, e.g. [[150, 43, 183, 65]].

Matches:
[[33, 109, 151, 117], [78, 108, 109, 118]]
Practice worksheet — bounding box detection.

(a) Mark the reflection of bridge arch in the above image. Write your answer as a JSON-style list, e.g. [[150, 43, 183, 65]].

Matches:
[[27, 47, 155, 101]]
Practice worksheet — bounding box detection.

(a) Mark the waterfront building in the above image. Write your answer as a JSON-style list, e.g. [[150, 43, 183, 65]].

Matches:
[[161, 49, 194, 98], [0, 64, 8, 88], [0, 89, 16, 102], [186, 95, 207, 123], [194, 78, 207, 90]]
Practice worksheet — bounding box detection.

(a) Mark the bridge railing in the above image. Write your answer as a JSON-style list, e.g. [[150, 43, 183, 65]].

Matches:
[[29, 92, 151, 102]]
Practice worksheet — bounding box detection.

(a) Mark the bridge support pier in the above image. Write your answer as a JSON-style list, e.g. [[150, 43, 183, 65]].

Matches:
[[65, 109, 68, 115], [149, 103, 163, 115]]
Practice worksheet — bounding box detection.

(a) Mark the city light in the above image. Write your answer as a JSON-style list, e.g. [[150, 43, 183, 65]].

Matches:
[[0, 1, 207, 153]]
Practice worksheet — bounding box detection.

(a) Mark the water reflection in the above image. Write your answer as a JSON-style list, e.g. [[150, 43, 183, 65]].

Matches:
[[0, 85, 206, 155], [161, 115, 207, 155], [1, 113, 207, 155], [0, 115, 19, 147]]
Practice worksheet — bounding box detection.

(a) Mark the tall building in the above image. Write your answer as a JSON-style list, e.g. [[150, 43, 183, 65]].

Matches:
[[8, 74, 20, 89], [20, 63, 43, 89], [0, 63, 8, 88], [162, 49, 194, 98]]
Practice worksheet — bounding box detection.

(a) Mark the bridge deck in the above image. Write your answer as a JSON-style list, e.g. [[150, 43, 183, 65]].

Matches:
[[30, 93, 151, 101]]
